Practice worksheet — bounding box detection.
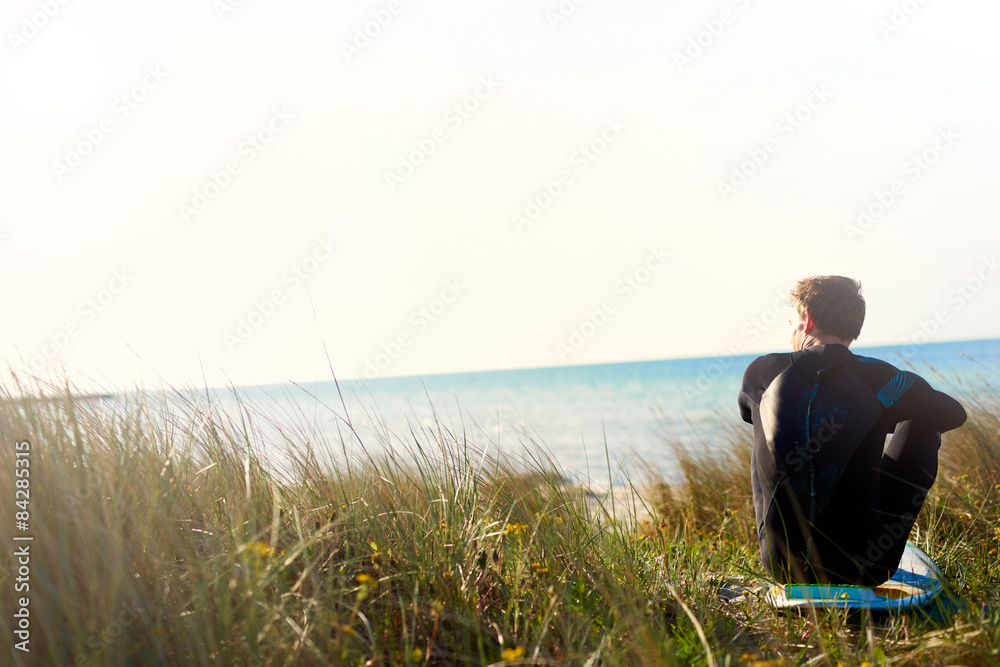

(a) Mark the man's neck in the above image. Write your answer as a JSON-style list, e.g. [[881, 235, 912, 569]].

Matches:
[[801, 333, 851, 349]]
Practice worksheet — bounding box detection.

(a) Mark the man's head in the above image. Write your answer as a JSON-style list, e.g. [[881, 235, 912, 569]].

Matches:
[[789, 275, 865, 351]]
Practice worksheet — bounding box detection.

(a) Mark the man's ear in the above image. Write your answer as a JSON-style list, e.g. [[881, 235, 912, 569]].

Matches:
[[804, 311, 816, 334]]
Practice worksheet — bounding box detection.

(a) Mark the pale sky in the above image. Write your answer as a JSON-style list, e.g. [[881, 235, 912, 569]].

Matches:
[[1, 0, 999, 392]]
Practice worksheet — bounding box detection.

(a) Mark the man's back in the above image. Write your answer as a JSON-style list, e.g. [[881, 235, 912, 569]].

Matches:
[[739, 344, 966, 584]]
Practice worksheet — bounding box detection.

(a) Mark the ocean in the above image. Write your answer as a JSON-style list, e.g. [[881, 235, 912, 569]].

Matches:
[[204, 338, 1000, 487]]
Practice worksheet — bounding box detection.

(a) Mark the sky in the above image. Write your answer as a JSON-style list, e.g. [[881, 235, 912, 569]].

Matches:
[[1, 0, 999, 392]]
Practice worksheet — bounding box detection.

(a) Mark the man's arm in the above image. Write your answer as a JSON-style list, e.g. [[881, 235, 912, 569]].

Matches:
[[738, 353, 791, 425], [738, 390, 753, 424], [876, 369, 967, 432]]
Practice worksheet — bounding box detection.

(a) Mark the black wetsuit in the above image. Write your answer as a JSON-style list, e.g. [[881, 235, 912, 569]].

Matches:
[[738, 344, 966, 585]]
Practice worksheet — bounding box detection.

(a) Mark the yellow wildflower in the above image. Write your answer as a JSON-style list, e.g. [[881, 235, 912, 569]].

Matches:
[[245, 542, 273, 558], [410, 648, 423, 662], [530, 562, 549, 575], [356, 573, 378, 589], [503, 523, 529, 536], [501, 645, 525, 660]]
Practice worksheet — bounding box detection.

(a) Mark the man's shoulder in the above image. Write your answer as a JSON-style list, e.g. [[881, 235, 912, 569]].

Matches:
[[746, 352, 793, 371], [849, 353, 934, 409], [742, 352, 793, 388], [738, 353, 792, 418], [848, 353, 906, 385], [851, 353, 899, 371]]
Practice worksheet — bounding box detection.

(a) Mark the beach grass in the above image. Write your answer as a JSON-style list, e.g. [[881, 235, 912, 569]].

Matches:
[[0, 374, 998, 666]]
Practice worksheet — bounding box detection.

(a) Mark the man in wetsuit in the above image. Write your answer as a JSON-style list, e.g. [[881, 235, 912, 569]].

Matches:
[[738, 276, 966, 585]]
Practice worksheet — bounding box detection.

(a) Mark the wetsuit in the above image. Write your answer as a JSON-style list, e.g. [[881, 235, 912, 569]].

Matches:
[[738, 344, 966, 585]]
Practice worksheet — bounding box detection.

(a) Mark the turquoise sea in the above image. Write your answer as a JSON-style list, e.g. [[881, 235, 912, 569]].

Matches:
[[203, 339, 1000, 486]]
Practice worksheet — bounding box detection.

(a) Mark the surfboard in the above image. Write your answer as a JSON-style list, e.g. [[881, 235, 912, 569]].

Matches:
[[765, 542, 945, 611]]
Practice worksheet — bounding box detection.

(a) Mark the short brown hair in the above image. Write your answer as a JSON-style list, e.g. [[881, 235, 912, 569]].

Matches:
[[790, 275, 865, 342]]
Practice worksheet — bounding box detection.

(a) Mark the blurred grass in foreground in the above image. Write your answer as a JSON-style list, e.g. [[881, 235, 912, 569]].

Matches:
[[0, 372, 997, 666]]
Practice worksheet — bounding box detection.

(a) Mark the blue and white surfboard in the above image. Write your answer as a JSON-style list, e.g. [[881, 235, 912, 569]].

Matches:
[[765, 543, 945, 611]]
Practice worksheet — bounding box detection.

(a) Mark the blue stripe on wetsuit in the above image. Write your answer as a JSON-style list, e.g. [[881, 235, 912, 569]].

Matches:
[[856, 357, 915, 408], [876, 371, 915, 408], [857, 356, 891, 367]]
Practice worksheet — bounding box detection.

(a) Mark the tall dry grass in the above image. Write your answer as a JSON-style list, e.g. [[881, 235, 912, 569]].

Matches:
[[0, 368, 996, 666], [0, 379, 693, 665]]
